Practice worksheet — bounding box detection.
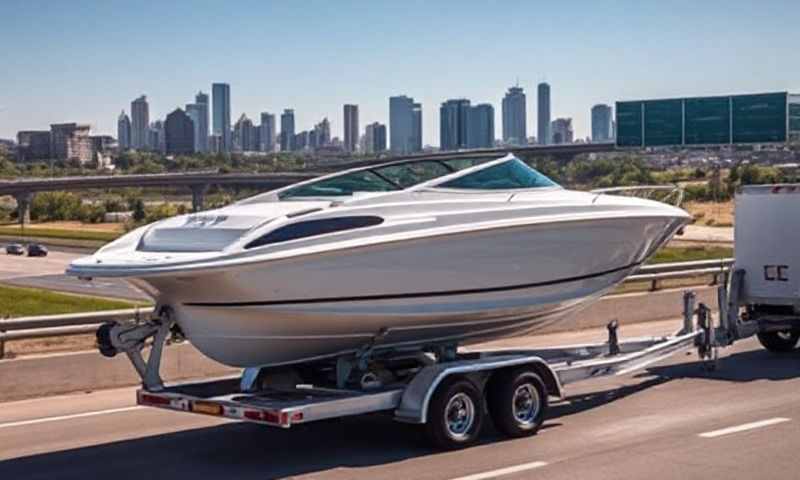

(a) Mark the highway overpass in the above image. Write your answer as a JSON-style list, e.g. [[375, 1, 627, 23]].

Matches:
[[1, 142, 615, 223]]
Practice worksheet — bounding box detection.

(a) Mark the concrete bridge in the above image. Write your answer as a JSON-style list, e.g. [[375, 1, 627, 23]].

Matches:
[[1, 142, 615, 224]]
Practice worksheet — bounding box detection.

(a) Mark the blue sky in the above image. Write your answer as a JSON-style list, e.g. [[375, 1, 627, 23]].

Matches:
[[1, 0, 797, 145]]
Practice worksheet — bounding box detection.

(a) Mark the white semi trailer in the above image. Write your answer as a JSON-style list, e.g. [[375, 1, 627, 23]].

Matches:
[[717, 184, 800, 352]]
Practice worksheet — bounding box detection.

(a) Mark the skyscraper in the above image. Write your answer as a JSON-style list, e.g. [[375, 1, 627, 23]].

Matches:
[[551, 118, 573, 144], [164, 108, 195, 155], [468, 103, 495, 149], [117, 110, 131, 150], [390, 95, 422, 154], [502, 86, 526, 146], [343, 104, 359, 153], [313, 117, 331, 148], [364, 122, 387, 154], [233, 114, 255, 152], [186, 103, 203, 153], [280, 109, 295, 151], [537, 83, 551, 145], [193, 91, 209, 152], [260, 112, 276, 152], [440, 99, 471, 151], [212, 83, 231, 152], [591, 104, 613, 142], [131, 95, 149, 150]]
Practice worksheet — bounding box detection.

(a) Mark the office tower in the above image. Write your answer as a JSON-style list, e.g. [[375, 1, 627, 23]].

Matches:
[[390, 95, 422, 154], [16, 130, 51, 161], [343, 104, 359, 152], [260, 112, 276, 152], [551, 117, 573, 144], [314, 117, 331, 148], [164, 108, 195, 155], [280, 109, 295, 151], [131, 95, 149, 150], [185, 104, 203, 153], [502, 86, 527, 146], [192, 91, 210, 152], [233, 114, 256, 152], [591, 104, 613, 142], [50, 123, 93, 163], [537, 83, 551, 145], [468, 103, 495, 149], [148, 120, 165, 153], [364, 122, 387, 154], [212, 83, 231, 152], [440, 99, 471, 151], [117, 111, 131, 150]]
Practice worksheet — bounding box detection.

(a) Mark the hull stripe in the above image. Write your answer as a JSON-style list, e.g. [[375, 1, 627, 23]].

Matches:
[[183, 261, 640, 307]]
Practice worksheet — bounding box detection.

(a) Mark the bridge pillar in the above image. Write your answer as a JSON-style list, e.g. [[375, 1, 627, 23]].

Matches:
[[190, 184, 209, 212], [13, 191, 34, 226]]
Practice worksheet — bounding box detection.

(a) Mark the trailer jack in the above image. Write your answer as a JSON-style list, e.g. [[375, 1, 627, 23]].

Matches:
[[95, 306, 176, 391]]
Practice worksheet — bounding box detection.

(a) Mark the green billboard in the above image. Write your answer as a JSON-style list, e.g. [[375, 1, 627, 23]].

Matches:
[[731, 92, 787, 143], [616, 101, 643, 147], [644, 99, 683, 146], [684, 96, 730, 145], [617, 91, 789, 147]]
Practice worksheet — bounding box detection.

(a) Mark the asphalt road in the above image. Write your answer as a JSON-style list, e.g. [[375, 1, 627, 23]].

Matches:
[[0, 245, 148, 301], [1, 324, 798, 480]]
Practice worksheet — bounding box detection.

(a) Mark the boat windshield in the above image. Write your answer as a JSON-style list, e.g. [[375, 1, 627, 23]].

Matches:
[[437, 158, 558, 190]]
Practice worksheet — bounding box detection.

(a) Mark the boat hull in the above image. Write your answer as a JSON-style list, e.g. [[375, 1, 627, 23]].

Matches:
[[141, 215, 683, 367]]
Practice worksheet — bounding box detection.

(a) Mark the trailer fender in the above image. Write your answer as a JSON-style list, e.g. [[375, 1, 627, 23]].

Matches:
[[394, 355, 561, 424]]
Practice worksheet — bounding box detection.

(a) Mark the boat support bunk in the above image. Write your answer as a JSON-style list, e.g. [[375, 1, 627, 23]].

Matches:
[[96, 291, 724, 449]]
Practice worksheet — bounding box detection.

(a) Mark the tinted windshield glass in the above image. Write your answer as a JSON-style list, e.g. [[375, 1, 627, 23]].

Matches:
[[279, 170, 399, 199], [374, 161, 452, 188], [439, 158, 558, 190]]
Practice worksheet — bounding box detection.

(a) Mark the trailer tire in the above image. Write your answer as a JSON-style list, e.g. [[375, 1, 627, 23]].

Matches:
[[757, 330, 800, 353], [425, 377, 484, 450], [487, 368, 548, 438]]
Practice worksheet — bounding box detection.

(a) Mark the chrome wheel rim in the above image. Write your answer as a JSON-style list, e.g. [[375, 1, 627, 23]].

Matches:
[[445, 393, 475, 440], [512, 383, 540, 426]]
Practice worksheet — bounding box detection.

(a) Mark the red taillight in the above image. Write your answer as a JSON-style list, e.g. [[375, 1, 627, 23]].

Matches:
[[243, 409, 281, 424], [140, 393, 171, 406]]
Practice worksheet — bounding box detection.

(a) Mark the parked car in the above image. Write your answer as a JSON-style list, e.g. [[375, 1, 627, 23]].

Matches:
[[27, 243, 48, 257], [5, 243, 25, 255]]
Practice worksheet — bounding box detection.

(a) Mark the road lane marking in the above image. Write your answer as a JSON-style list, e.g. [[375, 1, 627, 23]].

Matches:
[[449, 461, 548, 480], [699, 417, 790, 438], [0, 406, 142, 429]]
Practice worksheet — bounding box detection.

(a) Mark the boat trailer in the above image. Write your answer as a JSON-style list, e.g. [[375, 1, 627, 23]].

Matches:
[[96, 290, 731, 449]]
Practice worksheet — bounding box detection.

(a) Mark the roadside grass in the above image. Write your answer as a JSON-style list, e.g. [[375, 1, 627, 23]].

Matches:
[[0, 225, 119, 242], [0, 283, 140, 318], [649, 245, 733, 264]]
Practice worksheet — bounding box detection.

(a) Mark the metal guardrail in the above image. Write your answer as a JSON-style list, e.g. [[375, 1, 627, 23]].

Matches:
[[0, 259, 734, 359]]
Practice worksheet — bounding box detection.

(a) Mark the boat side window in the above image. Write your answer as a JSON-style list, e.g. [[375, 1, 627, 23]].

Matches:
[[278, 171, 400, 199], [373, 161, 452, 188], [438, 158, 558, 190], [245, 216, 384, 249], [441, 157, 496, 171]]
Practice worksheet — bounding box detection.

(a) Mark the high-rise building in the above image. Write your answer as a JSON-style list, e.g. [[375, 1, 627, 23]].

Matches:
[[260, 112, 276, 152], [364, 122, 387, 154], [185, 104, 203, 153], [591, 104, 613, 142], [131, 95, 149, 150], [233, 114, 256, 152], [390, 95, 422, 154], [551, 117, 573, 144], [537, 83, 552, 145], [192, 91, 210, 152], [50, 123, 93, 164], [164, 108, 195, 155], [440, 99, 471, 151], [117, 110, 131, 150], [148, 120, 165, 153], [468, 103, 495, 149], [280, 109, 295, 151], [343, 104, 359, 153], [314, 117, 331, 148], [16, 130, 51, 162], [212, 83, 231, 152], [502, 86, 527, 146]]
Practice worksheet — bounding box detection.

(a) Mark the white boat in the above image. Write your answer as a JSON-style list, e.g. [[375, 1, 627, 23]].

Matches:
[[67, 154, 690, 367]]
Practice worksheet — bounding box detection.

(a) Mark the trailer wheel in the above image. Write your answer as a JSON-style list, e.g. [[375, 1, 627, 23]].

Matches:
[[757, 330, 800, 353], [487, 368, 548, 438], [425, 377, 484, 450]]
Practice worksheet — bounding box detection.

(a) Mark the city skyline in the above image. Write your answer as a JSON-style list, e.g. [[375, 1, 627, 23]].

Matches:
[[1, 1, 798, 143]]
